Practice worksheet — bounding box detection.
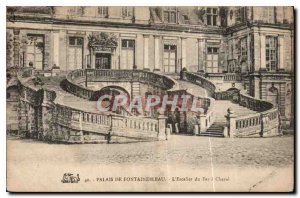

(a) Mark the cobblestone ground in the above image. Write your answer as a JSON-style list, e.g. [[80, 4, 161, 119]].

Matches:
[[7, 135, 294, 168], [7, 135, 294, 192]]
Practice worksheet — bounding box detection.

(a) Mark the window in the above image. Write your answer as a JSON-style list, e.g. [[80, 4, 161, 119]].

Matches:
[[207, 47, 219, 54], [76, 7, 85, 16], [121, 40, 135, 69], [263, 7, 275, 23], [26, 34, 44, 70], [163, 44, 177, 73], [182, 14, 189, 24], [69, 37, 83, 46], [206, 47, 219, 73], [265, 36, 278, 71], [67, 7, 85, 16], [122, 7, 133, 18], [240, 37, 247, 56], [163, 7, 177, 23], [98, 6, 108, 17], [236, 7, 247, 23], [206, 8, 218, 26], [122, 40, 135, 49], [68, 37, 83, 70]]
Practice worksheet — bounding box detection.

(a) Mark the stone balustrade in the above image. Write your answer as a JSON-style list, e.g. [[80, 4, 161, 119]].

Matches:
[[195, 72, 243, 82], [205, 73, 242, 82], [15, 67, 281, 140], [64, 69, 177, 100], [16, 68, 169, 143], [184, 71, 280, 137], [225, 91, 280, 137], [183, 71, 217, 97]]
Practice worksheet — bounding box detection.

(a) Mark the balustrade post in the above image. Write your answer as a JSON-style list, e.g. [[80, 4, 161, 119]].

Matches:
[[180, 69, 187, 80], [194, 113, 201, 135], [157, 109, 167, 141], [260, 114, 270, 137], [198, 108, 206, 133], [225, 108, 237, 138]]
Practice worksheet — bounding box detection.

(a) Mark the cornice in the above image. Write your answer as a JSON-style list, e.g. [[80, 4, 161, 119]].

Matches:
[[7, 14, 293, 36]]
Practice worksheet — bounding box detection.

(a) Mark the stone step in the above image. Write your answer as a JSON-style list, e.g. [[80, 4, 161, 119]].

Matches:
[[207, 128, 223, 132], [199, 133, 224, 137]]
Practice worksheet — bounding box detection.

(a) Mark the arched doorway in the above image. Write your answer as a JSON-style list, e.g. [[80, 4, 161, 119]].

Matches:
[[240, 61, 248, 73], [267, 84, 279, 107], [91, 86, 130, 113]]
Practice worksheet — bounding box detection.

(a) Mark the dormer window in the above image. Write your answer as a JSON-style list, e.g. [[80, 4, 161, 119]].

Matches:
[[236, 7, 247, 23], [76, 7, 85, 16], [122, 7, 133, 18], [206, 7, 218, 26], [263, 7, 275, 23], [67, 7, 84, 17], [182, 14, 189, 24], [163, 7, 177, 23], [98, 6, 108, 17]]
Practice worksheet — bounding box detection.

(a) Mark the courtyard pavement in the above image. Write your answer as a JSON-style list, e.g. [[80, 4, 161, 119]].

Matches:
[[7, 135, 294, 192]]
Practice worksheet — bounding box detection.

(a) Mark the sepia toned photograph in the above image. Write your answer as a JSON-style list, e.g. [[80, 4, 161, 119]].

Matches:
[[6, 5, 295, 192]]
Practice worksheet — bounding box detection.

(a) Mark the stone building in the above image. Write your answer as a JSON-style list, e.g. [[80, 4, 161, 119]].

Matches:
[[6, 6, 294, 135]]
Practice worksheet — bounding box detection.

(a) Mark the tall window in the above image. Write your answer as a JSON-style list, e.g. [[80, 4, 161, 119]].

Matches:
[[265, 36, 278, 71], [26, 34, 44, 70], [163, 43, 177, 73], [163, 7, 177, 23], [240, 37, 247, 57], [206, 8, 218, 26], [98, 6, 108, 17], [121, 40, 135, 69], [263, 7, 275, 23], [236, 7, 247, 23], [206, 47, 219, 73], [68, 37, 83, 70], [122, 7, 133, 18]]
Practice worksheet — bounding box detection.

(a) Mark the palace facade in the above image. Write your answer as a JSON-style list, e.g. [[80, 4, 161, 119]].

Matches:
[[6, 6, 294, 135]]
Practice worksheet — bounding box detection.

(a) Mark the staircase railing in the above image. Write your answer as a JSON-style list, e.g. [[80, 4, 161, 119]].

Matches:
[[183, 71, 217, 97], [203, 73, 242, 82], [229, 90, 279, 137], [16, 68, 170, 143], [182, 71, 281, 137], [63, 69, 178, 100]]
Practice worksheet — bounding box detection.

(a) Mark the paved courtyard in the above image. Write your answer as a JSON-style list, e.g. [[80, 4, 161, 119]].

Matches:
[[7, 135, 294, 192]]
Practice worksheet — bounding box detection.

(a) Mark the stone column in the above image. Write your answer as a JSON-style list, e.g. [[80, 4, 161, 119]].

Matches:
[[278, 35, 285, 71], [181, 37, 187, 70], [253, 32, 261, 72], [143, 35, 149, 70], [13, 29, 20, 67], [247, 34, 251, 72], [260, 34, 266, 71], [154, 36, 160, 72], [253, 76, 261, 99], [198, 39, 204, 72], [53, 31, 60, 67], [90, 48, 95, 69], [225, 108, 237, 138]]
